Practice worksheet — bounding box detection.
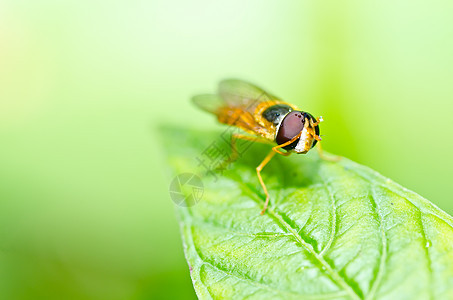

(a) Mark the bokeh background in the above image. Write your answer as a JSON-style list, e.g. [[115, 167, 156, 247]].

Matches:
[[1, 0, 453, 299]]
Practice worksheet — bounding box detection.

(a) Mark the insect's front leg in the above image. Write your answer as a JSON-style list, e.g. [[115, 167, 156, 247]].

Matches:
[[312, 116, 323, 127], [271, 129, 302, 156], [256, 150, 276, 215], [257, 136, 300, 214], [271, 145, 291, 156], [309, 116, 340, 161]]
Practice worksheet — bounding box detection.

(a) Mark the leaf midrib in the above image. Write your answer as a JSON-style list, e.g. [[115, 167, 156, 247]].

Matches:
[[236, 180, 362, 300], [184, 208, 350, 299], [365, 186, 387, 300], [267, 207, 362, 300]]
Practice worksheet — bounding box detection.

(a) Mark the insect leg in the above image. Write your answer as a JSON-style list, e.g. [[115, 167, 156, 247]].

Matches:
[[271, 130, 303, 155], [256, 150, 277, 215], [312, 116, 323, 127], [272, 146, 291, 156], [255, 135, 301, 214], [308, 117, 323, 143]]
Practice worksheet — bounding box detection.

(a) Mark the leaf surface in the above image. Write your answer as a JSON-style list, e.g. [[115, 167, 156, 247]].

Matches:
[[161, 127, 453, 300]]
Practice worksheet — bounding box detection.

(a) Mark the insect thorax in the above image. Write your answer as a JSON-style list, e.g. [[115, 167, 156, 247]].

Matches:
[[262, 104, 293, 125]]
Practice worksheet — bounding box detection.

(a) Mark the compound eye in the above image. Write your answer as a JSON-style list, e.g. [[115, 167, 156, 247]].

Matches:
[[276, 111, 305, 145]]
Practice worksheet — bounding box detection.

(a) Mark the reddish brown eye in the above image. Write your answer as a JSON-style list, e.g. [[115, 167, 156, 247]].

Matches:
[[276, 111, 305, 146]]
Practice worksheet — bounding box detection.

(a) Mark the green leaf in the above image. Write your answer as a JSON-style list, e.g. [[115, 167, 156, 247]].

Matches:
[[161, 127, 453, 300]]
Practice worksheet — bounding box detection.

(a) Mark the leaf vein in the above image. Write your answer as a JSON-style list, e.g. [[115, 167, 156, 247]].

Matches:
[[419, 212, 433, 300], [319, 177, 337, 256], [268, 208, 362, 300], [365, 186, 387, 300]]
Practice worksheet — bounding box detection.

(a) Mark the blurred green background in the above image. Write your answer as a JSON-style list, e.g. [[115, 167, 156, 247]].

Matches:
[[1, 0, 452, 299]]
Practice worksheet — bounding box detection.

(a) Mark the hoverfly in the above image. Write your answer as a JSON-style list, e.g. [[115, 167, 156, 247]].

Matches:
[[192, 79, 327, 215]]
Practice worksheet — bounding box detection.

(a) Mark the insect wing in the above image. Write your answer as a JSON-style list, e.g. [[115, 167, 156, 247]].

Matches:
[[218, 79, 280, 112], [191, 94, 224, 114], [192, 79, 280, 116], [191, 79, 280, 140]]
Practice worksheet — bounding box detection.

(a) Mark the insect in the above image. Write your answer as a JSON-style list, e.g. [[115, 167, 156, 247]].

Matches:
[[192, 79, 327, 215]]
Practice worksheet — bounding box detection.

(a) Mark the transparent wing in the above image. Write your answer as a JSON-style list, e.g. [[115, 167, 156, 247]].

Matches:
[[192, 79, 281, 116], [192, 79, 281, 139], [191, 94, 224, 114], [218, 79, 280, 107]]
